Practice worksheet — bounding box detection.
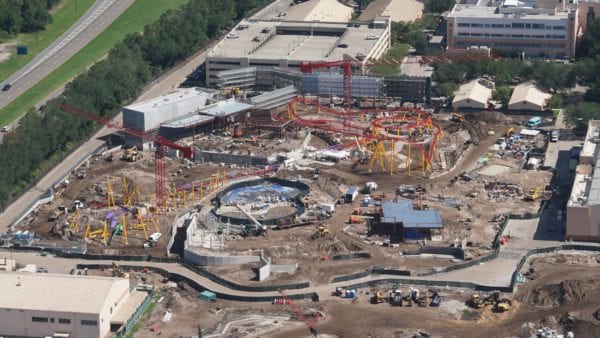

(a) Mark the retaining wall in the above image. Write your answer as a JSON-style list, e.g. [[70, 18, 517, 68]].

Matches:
[[258, 255, 270, 281], [184, 249, 259, 266]]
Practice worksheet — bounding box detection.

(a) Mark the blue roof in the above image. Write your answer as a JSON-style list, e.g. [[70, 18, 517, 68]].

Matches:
[[381, 201, 443, 229]]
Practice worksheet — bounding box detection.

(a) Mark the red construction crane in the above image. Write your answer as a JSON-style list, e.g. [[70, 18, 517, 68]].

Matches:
[[299, 59, 355, 112], [59, 104, 194, 206], [277, 289, 321, 337]]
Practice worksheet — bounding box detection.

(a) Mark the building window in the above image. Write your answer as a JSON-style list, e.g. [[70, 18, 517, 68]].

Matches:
[[59, 318, 71, 324], [458, 33, 470, 37], [32, 317, 48, 323], [553, 26, 565, 30], [552, 35, 566, 39], [471, 23, 484, 28], [457, 23, 470, 27], [470, 33, 482, 36], [512, 23, 525, 29], [484, 24, 490, 28], [491, 24, 503, 28], [491, 34, 503, 37], [532, 23, 545, 29], [50, 318, 55, 323], [81, 320, 98, 326], [512, 35, 524, 38], [525, 23, 531, 29]]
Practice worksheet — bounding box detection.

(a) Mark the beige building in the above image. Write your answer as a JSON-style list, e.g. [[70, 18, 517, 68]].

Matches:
[[567, 120, 600, 242], [285, 0, 353, 22], [359, 0, 423, 23], [452, 79, 493, 110], [206, 17, 391, 86], [508, 82, 552, 111], [0, 272, 143, 338], [447, 0, 578, 59]]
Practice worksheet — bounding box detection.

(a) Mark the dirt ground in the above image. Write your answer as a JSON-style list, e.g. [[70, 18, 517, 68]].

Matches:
[[111, 253, 600, 338]]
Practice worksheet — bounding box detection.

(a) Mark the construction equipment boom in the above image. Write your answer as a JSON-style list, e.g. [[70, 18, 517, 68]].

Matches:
[[59, 104, 194, 206]]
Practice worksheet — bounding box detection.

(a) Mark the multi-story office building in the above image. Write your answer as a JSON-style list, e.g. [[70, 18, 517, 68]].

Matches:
[[447, 0, 578, 58]]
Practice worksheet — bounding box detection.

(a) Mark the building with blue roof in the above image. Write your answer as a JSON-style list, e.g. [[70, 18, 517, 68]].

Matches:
[[377, 200, 443, 241]]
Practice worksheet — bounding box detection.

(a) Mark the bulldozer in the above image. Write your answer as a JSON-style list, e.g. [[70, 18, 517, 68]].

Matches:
[[122, 146, 139, 162], [504, 127, 515, 138], [318, 225, 330, 237], [451, 112, 465, 123]]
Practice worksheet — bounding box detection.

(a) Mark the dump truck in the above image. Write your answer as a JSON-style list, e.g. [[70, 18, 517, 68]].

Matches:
[[371, 289, 384, 304]]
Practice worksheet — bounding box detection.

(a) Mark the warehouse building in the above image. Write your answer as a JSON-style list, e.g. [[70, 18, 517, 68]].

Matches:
[[567, 120, 600, 242], [375, 201, 443, 242], [123, 88, 253, 149], [0, 272, 148, 338], [452, 79, 493, 110], [205, 17, 391, 86], [508, 82, 552, 111], [447, 0, 578, 59]]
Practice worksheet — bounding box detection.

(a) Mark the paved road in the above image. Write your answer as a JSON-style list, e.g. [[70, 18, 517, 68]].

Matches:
[[0, 0, 134, 112]]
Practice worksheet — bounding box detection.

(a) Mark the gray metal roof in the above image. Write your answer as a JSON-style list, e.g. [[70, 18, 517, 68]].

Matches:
[[381, 201, 443, 229], [200, 100, 254, 117], [161, 114, 214, 129]]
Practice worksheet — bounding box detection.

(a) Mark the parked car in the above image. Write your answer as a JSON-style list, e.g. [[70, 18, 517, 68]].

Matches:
[[1, 84, 11, 91]]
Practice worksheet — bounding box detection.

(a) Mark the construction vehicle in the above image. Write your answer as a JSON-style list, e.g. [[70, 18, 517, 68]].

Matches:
[[468, 294, 484, 309], [112, 261, 129, 278], [318, 225, 330, 237], [523, 184, 552, 201], [122, 146, 139, 162], [451, 112, 465, 123], [391, 289, 403, 306], [371, 289, 384, 304], [232, 125, 244, 138], [224, 87, 240, 97], [494, 298, 512, 312], [504, 127, 515, 138], [430, 289, 442, 307], [408, 288, 427, 307]]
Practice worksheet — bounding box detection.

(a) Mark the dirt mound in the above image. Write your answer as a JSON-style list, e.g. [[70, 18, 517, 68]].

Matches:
[[532, 279, 598, 307]]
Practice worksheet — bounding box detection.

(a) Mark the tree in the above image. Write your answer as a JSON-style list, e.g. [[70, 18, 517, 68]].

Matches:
[[579, 18, 600, 58], [547, 94, 564, 109], [493, 86, 511, 108], [565, 102, 600, 126], [435, 82, 457, 98], [428, 0, 456, 13]]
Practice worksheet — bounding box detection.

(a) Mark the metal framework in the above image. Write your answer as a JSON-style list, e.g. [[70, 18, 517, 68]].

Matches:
[[60, 104, 194, 207]]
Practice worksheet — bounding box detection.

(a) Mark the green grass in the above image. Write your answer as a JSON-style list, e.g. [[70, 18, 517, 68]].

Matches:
[[0, 0, 95, 82], [0, 0, 190, 126], [370, 43, 410, 75]]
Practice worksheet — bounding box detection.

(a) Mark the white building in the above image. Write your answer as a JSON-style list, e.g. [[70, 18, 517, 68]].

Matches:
[[447, 0, 578, 59], [508, 82, 552, 111], [206, 17, 391, 86], [567, 120, 600, 242], [0, 272, 146, 338], [452, 79, 493, 110], [122, 88, 253, 149]]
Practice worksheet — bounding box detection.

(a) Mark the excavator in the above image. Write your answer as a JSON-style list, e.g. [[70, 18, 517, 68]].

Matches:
[[468, 294, 484, 309], [523, 184, 552, 201], [112, 261, 129, 278], [451, 112, 465, 123], [494, 298, 512, 312]]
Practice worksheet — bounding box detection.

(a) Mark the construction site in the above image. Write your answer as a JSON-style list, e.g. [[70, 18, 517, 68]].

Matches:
[[3, 22, 595, 338]]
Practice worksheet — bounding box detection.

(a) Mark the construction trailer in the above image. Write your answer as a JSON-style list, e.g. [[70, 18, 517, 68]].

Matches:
[[345, 186, 359, 203], [374, 201, 443, 242]]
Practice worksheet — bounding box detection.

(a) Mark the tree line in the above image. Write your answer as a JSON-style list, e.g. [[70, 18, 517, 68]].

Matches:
[[0, 0, 271, 210], [0, 0, 60, 37]]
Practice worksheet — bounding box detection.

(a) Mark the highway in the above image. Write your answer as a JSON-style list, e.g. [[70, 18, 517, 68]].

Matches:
[[0, 0, 292, 230], [0, 0, 134, 112]]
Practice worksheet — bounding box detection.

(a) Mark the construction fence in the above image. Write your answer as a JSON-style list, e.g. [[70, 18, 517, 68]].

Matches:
[[76, 263, 317, 302]]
